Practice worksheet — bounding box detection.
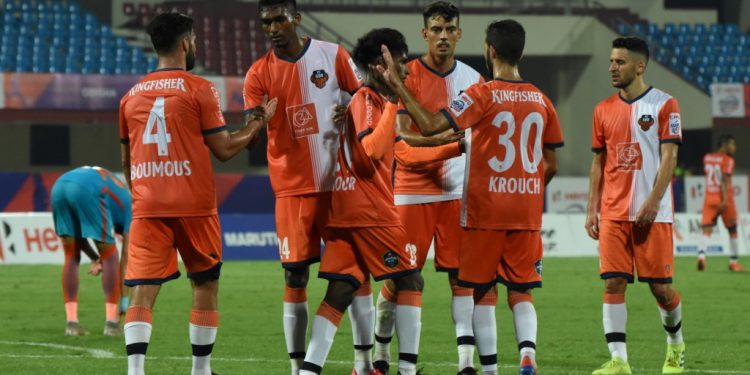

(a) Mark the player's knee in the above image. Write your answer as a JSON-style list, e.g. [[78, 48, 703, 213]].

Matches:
[[648, 283, 673, 303], [604, 278, 628, 294], [728, 226, 738, 236], [393, 272, 424, 292], [285, 267, 309, 288], [323, 280, 357, 312]]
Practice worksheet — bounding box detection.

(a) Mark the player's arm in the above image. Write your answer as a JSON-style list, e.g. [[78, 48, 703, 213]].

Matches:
[[635, 143, 678, 226], [206, 96, 278, 161], [394, 138, 463, 167], [585, 151, 605, 240], [120, 144, 132, 191], [375, 46, 450, 136], [542, 148, 558, 186], [397, 114, 463, 147], [719, 172, 730, 212], [360, 102, 398, 160]]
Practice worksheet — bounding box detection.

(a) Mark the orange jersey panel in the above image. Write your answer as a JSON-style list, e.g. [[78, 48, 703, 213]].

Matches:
[[119, 69, 226, 218], [591, 88, 682, 223], [327, 86, 400, 227], [394, 58, 482, 204], [442, 79, 564, 230], [243, 38, 363, 198], [703, 152, 734, 203]]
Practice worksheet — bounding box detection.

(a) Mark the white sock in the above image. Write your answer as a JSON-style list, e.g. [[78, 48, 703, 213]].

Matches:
[[190, 324, 217, 375], [473, 304, 497, 373], [374, 289, 396, 363], [284, 301, 308, 372], [513, 301, 537, 363], [301, 303, 342, 374], [698, 234, 708, 260], [659, 302, 683, 345], [396, 291, 422, 373], [125, 321, 151, 375], [349, 290, 374, 374], [452, 293, 475, 370], [603, 298, 628, 362], [729, 237, 739, 261]]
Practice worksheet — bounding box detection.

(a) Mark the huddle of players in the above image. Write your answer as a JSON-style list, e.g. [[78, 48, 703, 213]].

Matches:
[[117, 0, 692, 374]]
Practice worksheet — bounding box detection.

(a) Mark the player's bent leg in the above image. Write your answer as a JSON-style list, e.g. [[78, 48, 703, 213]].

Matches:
[[95, 241, 121, 335], [448, 274, 476, 375], [349, 280, 375, 374], [284, 265, 311, 372], [649, 283, 685, 374], [60, 237, 88, 336], [301, 280, 357, 374], [471, 286, 498, 375], [374, 278, 397, 373], [190, 278, 219, 375], [697, 225, 712, 271], [125, 285, 160, 375]]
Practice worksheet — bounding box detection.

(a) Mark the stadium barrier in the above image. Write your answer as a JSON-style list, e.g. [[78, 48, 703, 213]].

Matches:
[[2, 212, 748, 265], [711, 83, 750, 118]]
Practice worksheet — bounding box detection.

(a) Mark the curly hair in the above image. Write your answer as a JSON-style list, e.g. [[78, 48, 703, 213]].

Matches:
[[352, 28, 408, 69]]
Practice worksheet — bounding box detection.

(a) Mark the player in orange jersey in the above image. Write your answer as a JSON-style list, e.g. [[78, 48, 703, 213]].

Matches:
[[697, 134, 742, 272], [243, 1, 374, 373], [373, 3, 483, 374], [119, 13, 276, 375], [299, 28, 464, 375], [377, 19, 564, 375], [585, 37, 685, 374]]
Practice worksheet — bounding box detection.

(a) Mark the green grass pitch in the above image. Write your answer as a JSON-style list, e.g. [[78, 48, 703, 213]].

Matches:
[[1, 257, 749, 374]]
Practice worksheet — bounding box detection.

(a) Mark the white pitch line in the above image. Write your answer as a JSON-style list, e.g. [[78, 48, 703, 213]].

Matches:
[[0, 340, 115, 358]]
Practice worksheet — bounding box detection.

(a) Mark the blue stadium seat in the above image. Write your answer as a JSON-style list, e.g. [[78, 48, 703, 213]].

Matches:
[[726, 24, 739, 35], [647, 23, 659, 37], [663, 23, 676, 35], [694, 24, 707, 34], [632, 23, 646, 35], [616, 23, 629, 35], [710, 24, 724, 34], [677, 23, 691, 34]]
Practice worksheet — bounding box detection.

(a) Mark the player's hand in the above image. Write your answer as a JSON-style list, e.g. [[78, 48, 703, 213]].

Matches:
[[585, 210, 600, 240], [371, 44, 401, 90], [718, 201, 727, 214], [88, 259, 103, 276], [635, 197, 659, 227], [332, 105, 347, 128], [429, 129, 464, 146], [262, 95, 278, 121]]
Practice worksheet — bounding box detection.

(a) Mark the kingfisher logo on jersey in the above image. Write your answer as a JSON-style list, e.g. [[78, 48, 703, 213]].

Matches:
[[448, 93, 474, 117], [383, 250, 399, 268], [637, 114, 654, 131], [310, 69, 329, 89]]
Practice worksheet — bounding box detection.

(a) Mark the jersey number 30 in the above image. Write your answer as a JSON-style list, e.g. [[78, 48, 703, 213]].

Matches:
[[489, 111, 544, 174], [143, 96, 172, 156]]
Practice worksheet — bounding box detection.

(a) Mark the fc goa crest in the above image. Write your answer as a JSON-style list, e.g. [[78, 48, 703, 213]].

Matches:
[[310, 69, 329, 89], [638, 114, 655, 131]]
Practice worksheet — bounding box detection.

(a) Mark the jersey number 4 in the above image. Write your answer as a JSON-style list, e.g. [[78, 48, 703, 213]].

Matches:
[[143, 96, 172, 156], [489, 111, 544, 174]]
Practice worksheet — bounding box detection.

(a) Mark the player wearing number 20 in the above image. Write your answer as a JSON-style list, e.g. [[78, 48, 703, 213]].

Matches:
[[118, 13, 276, 375], [382, 20, 563, 375]]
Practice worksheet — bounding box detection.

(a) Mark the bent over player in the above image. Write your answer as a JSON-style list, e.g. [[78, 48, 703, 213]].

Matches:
[[585, 37, 685, 375], [119, 13, 276, 375], [52, 166, 131, 337]]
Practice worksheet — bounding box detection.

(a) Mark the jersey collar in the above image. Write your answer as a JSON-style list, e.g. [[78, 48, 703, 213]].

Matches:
[[618, 86, 653, 104], [418, 57, 456, 78], [274, 37, 312, 63]]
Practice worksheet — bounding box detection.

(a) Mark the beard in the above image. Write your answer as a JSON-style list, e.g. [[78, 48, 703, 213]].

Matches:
[[186, 48, 196, 71], [612, 74, 633, 89]]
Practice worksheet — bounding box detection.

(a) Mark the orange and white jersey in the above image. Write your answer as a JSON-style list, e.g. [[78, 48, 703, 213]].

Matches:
[[441, 79, 564, 230], [592, 87, 682, 223], [394, 58, 482, 205], [328, 86, 400, 227], [703, 152, 734, 203], [243, 38, 364, 198], [119, 69, 226, 218]]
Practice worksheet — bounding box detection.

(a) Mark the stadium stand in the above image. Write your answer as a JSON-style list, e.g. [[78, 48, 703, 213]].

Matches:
[[618, 21, 750, 92], [0, 0, 157, 74]]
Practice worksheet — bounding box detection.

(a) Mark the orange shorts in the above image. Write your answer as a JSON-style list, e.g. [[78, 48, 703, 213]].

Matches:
[[598, 220, 674, 283], [701, 201, 738, 229], [275, 192, 331, 268], [397, 199, 462, 273], [125, 215, 222, 286], [319, 226, 419, 288], [457, 228, 543, 291]]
